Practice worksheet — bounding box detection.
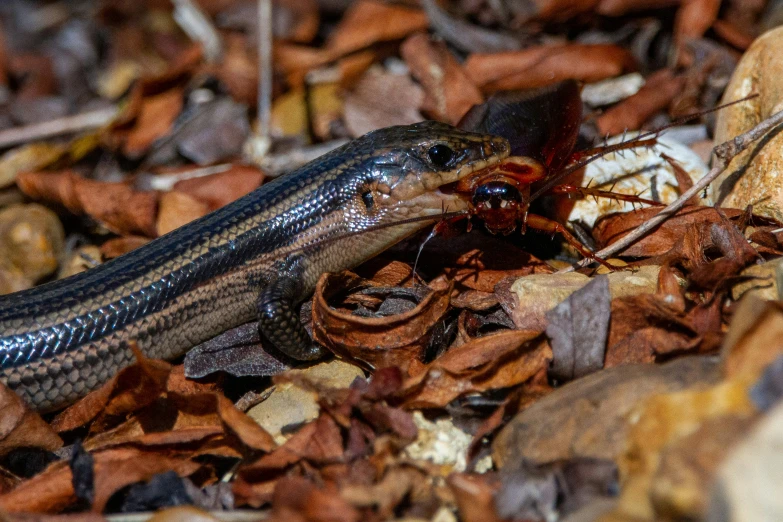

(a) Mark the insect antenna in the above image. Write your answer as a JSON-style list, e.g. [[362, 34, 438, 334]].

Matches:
[[530, 93, 758, 203]]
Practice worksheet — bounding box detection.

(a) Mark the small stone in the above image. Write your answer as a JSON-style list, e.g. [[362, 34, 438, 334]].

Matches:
[[247, 359, 364, 444], [492, 356, 721, 468], [403, 412, 487, 473], [0, 204, 64, 291], [498, 266, 659, 331]]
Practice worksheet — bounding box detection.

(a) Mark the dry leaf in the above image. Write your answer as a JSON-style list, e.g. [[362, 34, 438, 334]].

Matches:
[[400, 33, 483, 124], [465, 44, 635, 92], [398, 329, 552, 409], [312, 272, 452, 370]]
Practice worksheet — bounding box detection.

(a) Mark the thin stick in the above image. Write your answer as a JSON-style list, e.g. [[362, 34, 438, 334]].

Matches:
[[257, 0, 273, 154], [560, 106, 783, 273], [0, 107, 117, 149]]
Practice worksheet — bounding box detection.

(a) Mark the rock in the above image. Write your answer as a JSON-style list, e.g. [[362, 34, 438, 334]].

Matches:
[[730, 258, 783, 301], [650, 414, 756, 520], [707, 401, 783, 522], [0, 203, 64, 294], [404, 412, 491, 473], [246, 359, 364, 444], [492, 356, 721, 468], [712, 26, 783, 221], [498, 266, 659, 331], [555, 133, 710, 228], [59, 245, 102, 279]]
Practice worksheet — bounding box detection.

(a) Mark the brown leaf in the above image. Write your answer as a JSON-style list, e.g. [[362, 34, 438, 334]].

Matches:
[[121, 88, 184, 158], [398, 330, 552, 409], [100, 235, 150, 259], [0, 447, 199, 513], [597, 69, 686, 136], [465, 44, 635, 92], [8, 54, 56, 99], [234, 414, 344, 507], [400, 33, 483, 124], [606, 294, 697, 367], [326, 0, 428, 57], [593, 206, 748, 257], [172, 165, 265, 211], [17, 170, 159, 237], [51, 352, 171, 433], [675, 0, 720, 46], [343, 67, 424, 137], [269, 476, 360, 522], [312, 272, 452, 370], [156, 191, 209, 236], [0, 382, 63, 457], [210, 34, 258, 107], [447, 473, 503, 522]]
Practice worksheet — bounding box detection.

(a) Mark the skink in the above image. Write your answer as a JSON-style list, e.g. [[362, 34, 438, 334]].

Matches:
[[0, 122, 509, 411]]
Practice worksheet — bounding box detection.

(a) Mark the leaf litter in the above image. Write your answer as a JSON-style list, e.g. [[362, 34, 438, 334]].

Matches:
[[0, 1, 783, 521]]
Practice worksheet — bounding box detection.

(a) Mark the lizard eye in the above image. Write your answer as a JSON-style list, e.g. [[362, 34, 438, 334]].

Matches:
[[427, 144, 454, 168], [361, 190, 375, 211]]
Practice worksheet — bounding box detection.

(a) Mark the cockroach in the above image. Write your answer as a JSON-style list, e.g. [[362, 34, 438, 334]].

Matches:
[[445, 80, 672, 267]]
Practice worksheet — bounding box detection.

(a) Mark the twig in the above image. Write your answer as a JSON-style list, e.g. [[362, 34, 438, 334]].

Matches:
[[172, 0, 223, 61], [560, 106, 783, 273], [0, 107, 117, 149], [243, 0, 273, 164], [257, 0, 273, 153]]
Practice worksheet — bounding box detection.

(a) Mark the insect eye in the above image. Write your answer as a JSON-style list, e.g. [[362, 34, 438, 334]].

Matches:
[[427, 144, 454, 168], [361, 190, 375, 211]]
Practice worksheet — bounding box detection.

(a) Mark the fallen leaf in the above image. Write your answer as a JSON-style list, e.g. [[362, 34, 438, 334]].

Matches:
[[398, 329, 552, 409], [0, 447, 200, 513], [546, 275, 611, 382], [17, 170, 159, 237], [156, 191, 209, 235], [326, 0, 428, 57], [122, 88, 184, 159], [465, 44, 635, 92], [400, 33, 483, 124], [343, 66, 424, 137], [597, 69, 686, 136], [0, 382, 63, 457]]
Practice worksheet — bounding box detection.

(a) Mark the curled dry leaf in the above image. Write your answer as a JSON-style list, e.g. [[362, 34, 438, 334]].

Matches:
[[18, 170, 159, 237], [465, 44, 635, 92], [400, 33, 483, 125], [268, 476, 360, 522], [397, 329, 552, 409], [312, 271, 452, 370], [596, 69, 686, 136]]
